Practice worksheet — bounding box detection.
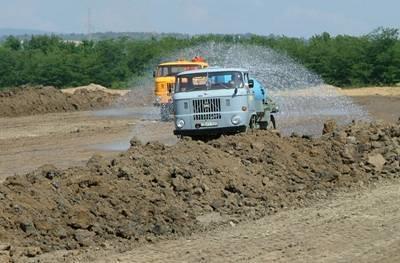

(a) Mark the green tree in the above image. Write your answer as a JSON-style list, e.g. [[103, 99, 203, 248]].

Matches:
[[4, 36, 22, 51]]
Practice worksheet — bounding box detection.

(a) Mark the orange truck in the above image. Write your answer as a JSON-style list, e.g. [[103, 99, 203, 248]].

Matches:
[[153, 57, 208, 106]]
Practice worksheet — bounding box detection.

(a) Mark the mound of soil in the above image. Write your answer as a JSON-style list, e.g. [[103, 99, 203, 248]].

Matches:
[[0, 121, 399, 260], [0, 86, 120, 118], [62, 84, 129, 96]]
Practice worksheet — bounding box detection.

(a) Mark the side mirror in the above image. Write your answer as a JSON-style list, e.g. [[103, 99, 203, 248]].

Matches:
[[248, 79, 254, 88], [153, 71, 156, 78]]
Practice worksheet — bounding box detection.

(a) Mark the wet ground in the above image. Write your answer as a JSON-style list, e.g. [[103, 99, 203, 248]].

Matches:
[[0, 88, 399, 181], [0, 107, 176, 181]]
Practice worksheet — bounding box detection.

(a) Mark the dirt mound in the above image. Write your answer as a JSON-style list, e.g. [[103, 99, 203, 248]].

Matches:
[[0, 121, 399, 260], [0, 86, 120, 118], [62, 84, 130, 96]]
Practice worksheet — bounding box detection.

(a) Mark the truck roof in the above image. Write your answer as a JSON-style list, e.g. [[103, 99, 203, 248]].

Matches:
[[158, 60, 208, 67], [177, 67, 249, 76]]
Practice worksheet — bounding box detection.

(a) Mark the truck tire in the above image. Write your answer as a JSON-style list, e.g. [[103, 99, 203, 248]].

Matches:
[[270, 114, 276, 129], [246, 115, 257, 133], [250, 115, 256, 129], [259, 121, 268, 130]]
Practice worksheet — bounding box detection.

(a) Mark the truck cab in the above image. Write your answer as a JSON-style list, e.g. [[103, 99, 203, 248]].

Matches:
[[154, 58, 208, 106], [173, 68, 278, 138]]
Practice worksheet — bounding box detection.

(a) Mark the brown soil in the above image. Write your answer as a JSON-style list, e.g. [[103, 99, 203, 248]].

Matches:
[[0, 86, 120, 118], [0, 86, 399, 262], [338, 86, 400, 97], [61, 84, 130, 96], [37, 180, 400, 263], [0, 107, 176, 181], [0, 111, 133, 180], [338, 86, 400, 123], [0, 120, 399, 261], [351, 95, 400, 123]]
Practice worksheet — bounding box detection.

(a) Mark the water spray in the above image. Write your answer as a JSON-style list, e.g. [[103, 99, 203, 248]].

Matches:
[[169, 42, 369, 135], [96, 41, 370, 151]]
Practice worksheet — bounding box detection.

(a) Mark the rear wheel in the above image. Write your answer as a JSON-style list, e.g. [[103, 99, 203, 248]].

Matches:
[[270, 114, 276, 129], [259, 121, 268, 130], [246, 115, 257, 133]]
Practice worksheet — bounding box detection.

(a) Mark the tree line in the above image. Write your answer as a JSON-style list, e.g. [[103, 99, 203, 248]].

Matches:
[[0, 35, 195, 88], [251, 28, 400, 87], [0, 27, 399, 89]]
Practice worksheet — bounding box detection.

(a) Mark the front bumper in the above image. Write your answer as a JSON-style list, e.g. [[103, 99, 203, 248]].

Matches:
[[174, 125, 246, 136]]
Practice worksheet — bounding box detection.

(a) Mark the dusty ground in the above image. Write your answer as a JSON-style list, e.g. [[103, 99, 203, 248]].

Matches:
[[348, 95, 400, 122], [0, 86, 399, 262], [32, 180, 400, 263], [339, 87, 400, 122], [105, 180, 400, 263], [0, 119, 398, 262], [338, 86, 400, 97]]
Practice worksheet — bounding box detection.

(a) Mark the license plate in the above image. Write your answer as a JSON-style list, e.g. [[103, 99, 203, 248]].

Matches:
[[201, 121, 218, 127]]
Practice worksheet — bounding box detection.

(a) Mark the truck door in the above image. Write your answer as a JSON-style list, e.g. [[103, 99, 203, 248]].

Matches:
[[244, 73, 256, 113]]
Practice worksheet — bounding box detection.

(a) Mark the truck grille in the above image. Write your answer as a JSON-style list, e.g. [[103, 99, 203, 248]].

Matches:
[[193, 98, 221, 120]]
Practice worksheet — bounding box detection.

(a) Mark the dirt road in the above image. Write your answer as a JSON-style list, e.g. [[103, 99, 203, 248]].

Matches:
[[0, 107, 176, 181], [31, 180, 400, 263], [338, 87, 400, 123]]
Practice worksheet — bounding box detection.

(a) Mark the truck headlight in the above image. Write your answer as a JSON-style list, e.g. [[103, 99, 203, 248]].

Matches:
[[176, 119, 185, 128], [231, 115, 241, 125]]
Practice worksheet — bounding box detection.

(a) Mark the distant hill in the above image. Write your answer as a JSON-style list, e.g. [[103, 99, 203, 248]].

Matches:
[[0, 29, 191, 42], [60, 31, 191, 41], [0, 28, 51, 37], [0, 28, 55, 42], [0, 29, 254, 42]]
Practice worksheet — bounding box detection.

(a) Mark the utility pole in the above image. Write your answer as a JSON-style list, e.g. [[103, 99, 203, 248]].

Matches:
[[87, 8, 92, 40]]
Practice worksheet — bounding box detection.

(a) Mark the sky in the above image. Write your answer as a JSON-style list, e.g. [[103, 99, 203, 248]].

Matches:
[[0, 0, 398, 37]]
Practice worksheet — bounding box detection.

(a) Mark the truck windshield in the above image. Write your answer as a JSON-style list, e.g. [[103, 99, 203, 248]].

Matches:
[[156, 65, 201, 77], [176, 71, 244, 93]]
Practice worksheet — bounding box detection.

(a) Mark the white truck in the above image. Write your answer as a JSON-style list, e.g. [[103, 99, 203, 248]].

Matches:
[[173, 67, 278, 138]]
